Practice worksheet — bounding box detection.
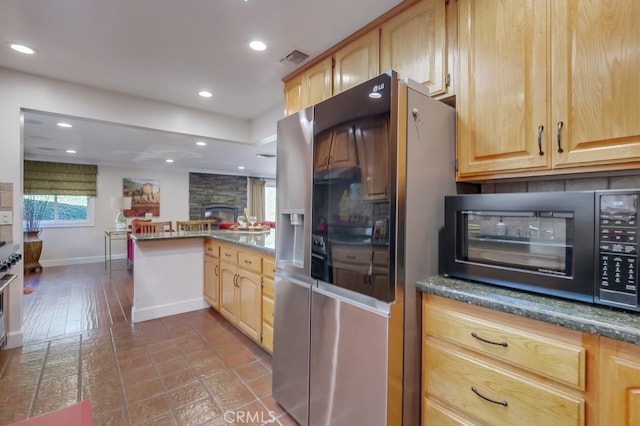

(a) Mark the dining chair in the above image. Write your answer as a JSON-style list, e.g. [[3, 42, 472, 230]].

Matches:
[[137, 221, 173, 234], [176, 220, 212, 233]]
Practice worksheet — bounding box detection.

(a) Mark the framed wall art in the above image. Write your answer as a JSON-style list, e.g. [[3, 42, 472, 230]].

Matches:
[[123, 177, 160, 217]]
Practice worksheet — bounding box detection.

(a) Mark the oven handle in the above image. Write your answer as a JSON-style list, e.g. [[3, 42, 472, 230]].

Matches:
[[311, 253, 326, 260], [0, 274, 18, 293]]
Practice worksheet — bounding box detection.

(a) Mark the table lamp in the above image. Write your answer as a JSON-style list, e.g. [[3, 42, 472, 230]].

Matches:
[[111, 196, 132, 229]]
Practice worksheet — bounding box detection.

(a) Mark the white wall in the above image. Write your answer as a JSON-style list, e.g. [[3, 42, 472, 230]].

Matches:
[[0, 67, 276, 349], [39, 165, 190, 266]]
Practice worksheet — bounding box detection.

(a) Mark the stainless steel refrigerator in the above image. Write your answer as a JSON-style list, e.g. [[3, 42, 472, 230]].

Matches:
[[273, 71, 456, 425]]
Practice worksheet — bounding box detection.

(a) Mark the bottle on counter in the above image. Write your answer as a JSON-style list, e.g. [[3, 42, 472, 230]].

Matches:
[[339, 190, 350, 221], [496, 217, 506, 236]]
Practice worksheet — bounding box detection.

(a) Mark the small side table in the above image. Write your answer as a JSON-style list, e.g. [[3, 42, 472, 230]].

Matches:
[[104, 228, 130, 278]]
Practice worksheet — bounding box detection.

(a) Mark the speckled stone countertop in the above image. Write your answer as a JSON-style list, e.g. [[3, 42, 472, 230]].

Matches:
[[417, 275, 640, 346], [130, 229, 275, 255]]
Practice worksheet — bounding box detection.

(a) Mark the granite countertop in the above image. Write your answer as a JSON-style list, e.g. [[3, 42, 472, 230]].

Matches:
[[131, 229, 275, 254], [417, 275, 640, 346]]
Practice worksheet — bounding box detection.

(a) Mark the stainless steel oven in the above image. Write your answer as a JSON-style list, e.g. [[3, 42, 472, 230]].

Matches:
[[0, 244, 21, 348], [444, 190, 640, 312]]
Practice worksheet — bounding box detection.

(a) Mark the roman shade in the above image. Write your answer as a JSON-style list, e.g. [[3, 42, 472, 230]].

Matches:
[[24, 160, 98, 196]]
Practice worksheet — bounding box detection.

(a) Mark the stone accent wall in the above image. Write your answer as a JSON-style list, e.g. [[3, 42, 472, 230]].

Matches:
[[188, 173, 247, 220], [0, 182, 13, 244], [480, 173, 640, 194]]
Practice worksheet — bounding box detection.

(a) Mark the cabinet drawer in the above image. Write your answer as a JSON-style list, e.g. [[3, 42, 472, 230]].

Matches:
[[425, 342, 584, 426], [204, 240, 220, 258], [372, 248, 389, 267], [262, 321, 273, 353], [262, 295, 274, 326], [220, 246, 238, 263], [424, 398, 474, 426], [263, 277, 274, 298], [263, 256, 275, 279], [332, 245, 372, 264], [424, 302, 585, 389], [238, 251, 262, 274]]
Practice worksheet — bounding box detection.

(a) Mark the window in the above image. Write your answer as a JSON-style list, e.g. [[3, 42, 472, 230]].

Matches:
[[24, 195, 95, 228], [264, 180, 276, 222]]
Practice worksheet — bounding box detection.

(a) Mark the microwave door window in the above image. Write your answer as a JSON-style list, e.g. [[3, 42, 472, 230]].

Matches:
[[459, 211, 574, 277]]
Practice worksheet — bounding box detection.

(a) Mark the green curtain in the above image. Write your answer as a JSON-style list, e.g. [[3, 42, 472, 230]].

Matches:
[[24, 160, 97, 196]]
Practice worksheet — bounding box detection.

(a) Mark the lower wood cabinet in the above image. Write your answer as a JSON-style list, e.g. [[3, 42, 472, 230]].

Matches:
[[205, 239, 275, 353], [422, 293, 640, 425], [422, 294, 596, 425], [203, 240, 220, 310], [599, 337, 640, 426]]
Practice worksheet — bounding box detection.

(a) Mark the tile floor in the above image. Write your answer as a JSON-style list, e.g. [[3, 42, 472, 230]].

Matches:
[[0, 263, 295, 425]]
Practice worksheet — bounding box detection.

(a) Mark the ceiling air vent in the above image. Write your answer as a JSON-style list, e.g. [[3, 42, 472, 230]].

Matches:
[[280, 49, 309, 65]]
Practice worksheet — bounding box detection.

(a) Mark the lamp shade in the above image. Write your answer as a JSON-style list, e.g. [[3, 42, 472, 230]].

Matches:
[[110, 196, 132, 210]]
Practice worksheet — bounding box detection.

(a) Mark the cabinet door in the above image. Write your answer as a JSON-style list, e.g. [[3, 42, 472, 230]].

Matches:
[[220, 261, 237, 322], [550, 0, 640, 169], [203, 254, 220, 310], [380, 0, 447, 96], [355, 117, 389, 200], [334, 29, 380, 95], [456, 0, 550, 178], [599, 337, 640, 426], [284, 74, 303, 117], [303, 56, 333, 108], [314, 130, 333, 174], [237, 269, 262, 342], [328, 124, 358, 170]]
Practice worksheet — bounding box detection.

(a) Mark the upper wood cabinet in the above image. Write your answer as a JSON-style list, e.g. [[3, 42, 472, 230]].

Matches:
[[380, 0, 448, 97], [457, 0, 640, 181], [284, 57, 332, 116], [313, 124, 358, 175], [355, 117, 389, 200], [333, 29, 380, 95]]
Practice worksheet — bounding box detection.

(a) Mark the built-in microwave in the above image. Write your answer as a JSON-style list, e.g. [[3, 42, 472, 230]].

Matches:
[[443, 190, 640, 312]]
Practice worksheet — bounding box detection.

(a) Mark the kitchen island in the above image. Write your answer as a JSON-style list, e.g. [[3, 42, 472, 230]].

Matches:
[[130, 229, 274, 324], [417, 276, 640, 425]]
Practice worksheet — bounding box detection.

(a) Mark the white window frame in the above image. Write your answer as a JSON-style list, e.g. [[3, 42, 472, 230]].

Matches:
[[28, 195, 96, 229]]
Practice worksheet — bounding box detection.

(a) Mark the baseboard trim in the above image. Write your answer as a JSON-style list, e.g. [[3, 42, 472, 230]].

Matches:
[[5, 330, 24, 349], [40, 254, 126, 268], [132, 298, 209, 323]]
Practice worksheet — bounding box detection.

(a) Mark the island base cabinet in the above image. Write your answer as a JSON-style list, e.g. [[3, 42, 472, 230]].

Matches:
[[220, 261, 261, 342], [423, 341, 585, 426], [203, 254, 220, 310]]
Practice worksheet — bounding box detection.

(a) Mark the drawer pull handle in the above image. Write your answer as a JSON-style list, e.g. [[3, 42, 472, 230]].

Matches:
[[346, 255, 356, 259], [471, 386, 508, 406], [471, 331, 508, 347], [244, 259, 252, 264]]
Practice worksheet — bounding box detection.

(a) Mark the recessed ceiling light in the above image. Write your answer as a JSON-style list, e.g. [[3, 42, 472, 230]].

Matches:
[[166, 159, 174, 163], [8, 43, 36, 55], [57, 122, 72, 128], [238, 166, 246, 170], [198, 91, 212, 98], [249, 41, 267, 51], [66, 149, 77, 154], [196, 141, 207, 146]]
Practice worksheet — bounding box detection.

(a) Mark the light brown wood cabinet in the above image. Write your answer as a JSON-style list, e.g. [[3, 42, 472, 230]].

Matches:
[[422, 294, 596, 425], [380, 0, 448, 97], [457, 0, 640, 181], [261, 257, 275, 353], [283, 0, 453, 117], [313, 124, 358, 175], [284, 57, 332, 117], [219, 244, 262, 342], [599, 337, 640, 426], [333, 28, 380, 95], [355, 117, 389, 200], [203, 240, 220, 310], [331, 244, 389, 301]]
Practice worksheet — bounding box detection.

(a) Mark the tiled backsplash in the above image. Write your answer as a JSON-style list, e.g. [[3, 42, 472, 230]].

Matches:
[[481, 173, 640, 194], [0, 182, 13, 244]]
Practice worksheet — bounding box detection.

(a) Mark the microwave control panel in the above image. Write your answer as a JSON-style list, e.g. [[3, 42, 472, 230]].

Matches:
[[596, 192, 640, 311]]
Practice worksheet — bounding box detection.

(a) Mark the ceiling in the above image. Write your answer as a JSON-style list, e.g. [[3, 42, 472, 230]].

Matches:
[[0, 0, 404, 178]]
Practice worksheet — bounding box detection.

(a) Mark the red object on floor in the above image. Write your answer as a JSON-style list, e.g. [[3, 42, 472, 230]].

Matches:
[[10, 400, 92, 426]]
